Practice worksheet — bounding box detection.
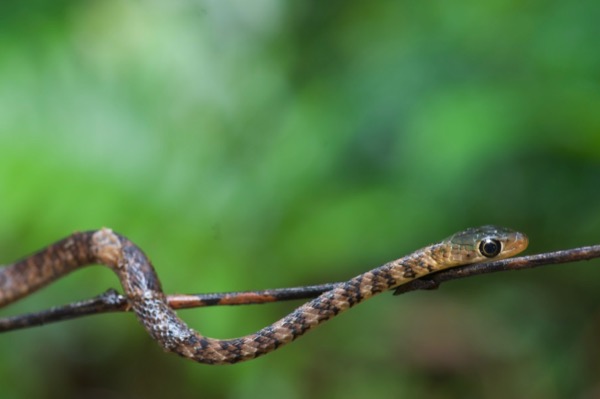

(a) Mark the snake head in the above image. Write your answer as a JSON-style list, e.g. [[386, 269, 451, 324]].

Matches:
[[446, 225, 528, 264], [392, 225, 528, 296]]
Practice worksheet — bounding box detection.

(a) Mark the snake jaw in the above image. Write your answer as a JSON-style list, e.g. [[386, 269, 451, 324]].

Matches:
[[500, 231, 529, 259]]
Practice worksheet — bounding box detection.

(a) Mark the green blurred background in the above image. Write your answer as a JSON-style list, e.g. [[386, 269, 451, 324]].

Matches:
[[1, 1, 599, 398]]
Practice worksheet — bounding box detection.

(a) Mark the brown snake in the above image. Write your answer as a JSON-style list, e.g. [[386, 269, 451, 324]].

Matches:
[[0, 226, 528, 365]]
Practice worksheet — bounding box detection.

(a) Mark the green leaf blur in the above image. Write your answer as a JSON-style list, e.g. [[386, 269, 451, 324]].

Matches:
[[0, 1, 599, 398]]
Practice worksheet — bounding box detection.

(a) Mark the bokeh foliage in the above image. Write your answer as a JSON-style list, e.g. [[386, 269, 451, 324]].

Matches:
[[1, 1, 599, 398]]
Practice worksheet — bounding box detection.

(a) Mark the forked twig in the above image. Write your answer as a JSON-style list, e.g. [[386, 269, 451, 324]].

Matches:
[[1, 244, 599, 333]]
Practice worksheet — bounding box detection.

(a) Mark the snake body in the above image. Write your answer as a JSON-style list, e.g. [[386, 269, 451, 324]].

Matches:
[[0, 226, 528, 365]]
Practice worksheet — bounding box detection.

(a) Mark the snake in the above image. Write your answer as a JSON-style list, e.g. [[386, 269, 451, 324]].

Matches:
[[0, 225, 528, 365]]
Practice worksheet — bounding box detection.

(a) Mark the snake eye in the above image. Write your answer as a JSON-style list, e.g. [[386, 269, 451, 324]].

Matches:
[[479, 238, 501, 258]]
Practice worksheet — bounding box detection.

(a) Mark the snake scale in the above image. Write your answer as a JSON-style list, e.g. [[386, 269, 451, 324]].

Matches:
[[0, 225, 528, 365]]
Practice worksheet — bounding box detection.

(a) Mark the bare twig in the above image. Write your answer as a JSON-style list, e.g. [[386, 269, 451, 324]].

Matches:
[[1, 244, 599, 333], [0, 284, 339, 332]]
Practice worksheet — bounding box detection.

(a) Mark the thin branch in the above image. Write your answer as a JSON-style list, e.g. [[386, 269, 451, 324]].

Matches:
[[0, 284, 339, 333], [1, 244, 599, 333]]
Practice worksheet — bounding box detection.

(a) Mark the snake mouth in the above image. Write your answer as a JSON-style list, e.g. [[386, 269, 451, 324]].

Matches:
[[503, 232, 529, 258]]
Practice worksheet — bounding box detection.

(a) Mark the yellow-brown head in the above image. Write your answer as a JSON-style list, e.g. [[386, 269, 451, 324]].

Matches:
[[443, 225, 528, 266]]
